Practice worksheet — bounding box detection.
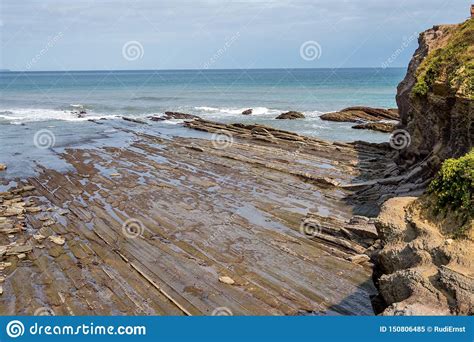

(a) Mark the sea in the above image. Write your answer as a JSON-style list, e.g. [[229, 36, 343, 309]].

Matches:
[[0, 68, 405, 179]]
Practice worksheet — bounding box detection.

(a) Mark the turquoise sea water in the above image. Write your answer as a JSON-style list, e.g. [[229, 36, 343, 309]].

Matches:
[[0, 68, 404, 119], [0, 68, 405, 179]]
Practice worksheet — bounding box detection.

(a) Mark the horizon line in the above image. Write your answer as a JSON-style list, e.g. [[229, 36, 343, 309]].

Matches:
[[1, 66, 407, 73]]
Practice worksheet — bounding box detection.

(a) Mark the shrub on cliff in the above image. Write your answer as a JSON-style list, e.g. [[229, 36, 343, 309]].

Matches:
[[428, 149, 474, 234], [413, 19, 474, 99]]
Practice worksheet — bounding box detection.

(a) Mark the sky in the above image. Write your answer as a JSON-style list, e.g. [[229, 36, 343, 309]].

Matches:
[[0, 0, 471, 71]]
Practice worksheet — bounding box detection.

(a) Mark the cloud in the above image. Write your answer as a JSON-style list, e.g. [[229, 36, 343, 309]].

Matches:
[[0, 0, 470, 70]]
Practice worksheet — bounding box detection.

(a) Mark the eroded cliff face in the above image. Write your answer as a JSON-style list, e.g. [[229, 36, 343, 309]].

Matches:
[[396, 20, 473, 172], [373, 19, 474, 316]]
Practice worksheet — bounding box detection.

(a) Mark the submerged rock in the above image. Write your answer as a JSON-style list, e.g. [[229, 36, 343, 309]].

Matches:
[[149, 112, 200, 121], [122, 116, 148, 124]]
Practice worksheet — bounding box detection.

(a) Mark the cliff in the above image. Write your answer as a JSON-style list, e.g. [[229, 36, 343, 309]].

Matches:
[[396, 19, 473, 172], [372, 19, 474, 316]]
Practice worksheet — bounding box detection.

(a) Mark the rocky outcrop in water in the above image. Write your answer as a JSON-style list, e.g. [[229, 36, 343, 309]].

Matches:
[[320, 107, 399, 123], [352, 122, 397, 133], [149, 111, 200, 121], [275, 111, 305, 119]]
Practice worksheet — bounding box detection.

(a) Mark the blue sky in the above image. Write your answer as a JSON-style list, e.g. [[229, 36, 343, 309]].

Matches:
[[0, 0, 471, 71]]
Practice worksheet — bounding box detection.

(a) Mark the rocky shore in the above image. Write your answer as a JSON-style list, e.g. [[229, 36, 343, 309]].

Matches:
[[1, 115, 396, 315], [0, 18, 471, 318]]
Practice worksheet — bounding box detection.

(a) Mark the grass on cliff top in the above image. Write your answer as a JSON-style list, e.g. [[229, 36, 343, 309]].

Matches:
[[427, 148, 474, 238], [413, 19, 474, 99]]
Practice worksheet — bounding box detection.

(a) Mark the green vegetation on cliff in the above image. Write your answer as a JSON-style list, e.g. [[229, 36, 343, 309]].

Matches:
[[428, 149, 474, 235], [413, 19, 474, 99]]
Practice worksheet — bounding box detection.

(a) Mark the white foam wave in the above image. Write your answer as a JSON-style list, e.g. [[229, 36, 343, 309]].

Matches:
[[303, 110, 326, 118], [194, 106, 219, 112], [160, 119, 186, 125], [0, 108, 120, 123], [193, 106, 280, 116]]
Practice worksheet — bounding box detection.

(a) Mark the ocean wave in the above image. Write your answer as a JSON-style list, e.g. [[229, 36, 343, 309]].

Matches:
[[0, 108, 120, 123], [303, 110, 326, 118], [193, 106, 279, 116], [193, 106, 327, 118]]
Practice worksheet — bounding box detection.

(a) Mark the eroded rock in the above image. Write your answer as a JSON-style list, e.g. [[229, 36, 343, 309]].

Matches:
[[275, 111, 305, 120], [352, 122, 397, 133], [320, 107, 399, 122]]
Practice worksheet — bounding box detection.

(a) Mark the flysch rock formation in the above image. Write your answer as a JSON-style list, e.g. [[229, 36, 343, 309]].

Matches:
[[320, 106, 399, 133], [320, 107, 399, 123], [1, 116, 397, 315], [0, 19, 471, 317]]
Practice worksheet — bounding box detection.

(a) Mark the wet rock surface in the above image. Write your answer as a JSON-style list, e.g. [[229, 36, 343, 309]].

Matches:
[[0, 117, 399, 315]]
